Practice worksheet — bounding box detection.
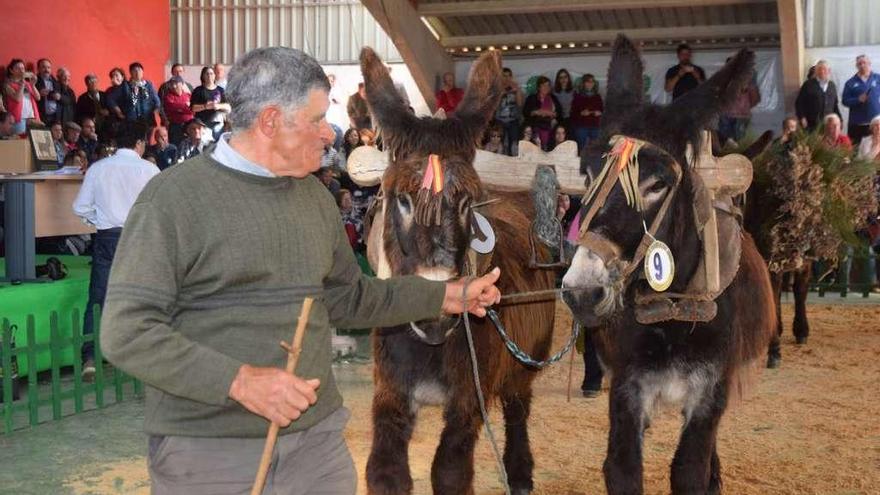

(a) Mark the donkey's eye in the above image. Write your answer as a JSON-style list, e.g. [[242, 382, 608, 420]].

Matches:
[[457, 198, 471, 218], [647, 180, 667, 194], [397, 194, 412, 215]]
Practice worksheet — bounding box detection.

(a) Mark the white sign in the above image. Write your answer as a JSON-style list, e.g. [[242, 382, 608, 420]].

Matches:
[[644, 240, 675, 292], [470, 211, 496, 254]]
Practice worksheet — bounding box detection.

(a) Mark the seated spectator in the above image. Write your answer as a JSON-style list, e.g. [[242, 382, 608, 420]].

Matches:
[[436, 72, 464, 115], [63, 121, 81, 152], [50, 122, 65, 164], [0, 111, 17, 139], [521, 124, 542, 149], [342, 128, 362, 156], [177, 118, 207, 162], [77, 118, 100, 162], [822, 113, 852, 151], [338, 189, 364, 252], [35, 58, 58, 125], [857, 115, 880, 161], [76, 73, 109, 128], [190, 66, 231, 141], [162, 76, 194, 145], [316, 167, 341, 197], [495, 67, 524, 156], [347, 83, 371, 129], [95, 144, 114, 161], [148, 126, 179, 171], [359, 128, 376, 147], [3, 59, 41, 135], [55, 67, 77, 124], [523, 76, 562, 150], [63, 149, 88, 172], [482, 124, 504, 154], [108, 62, 161, 126], [550, 124, 568, 150], [570, 73, 603, 152], [158, 63, 193, 98], [774, 116, 799, 150]]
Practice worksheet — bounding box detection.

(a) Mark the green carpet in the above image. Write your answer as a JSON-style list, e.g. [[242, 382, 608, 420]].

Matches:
[[0, 255, 91, 376]]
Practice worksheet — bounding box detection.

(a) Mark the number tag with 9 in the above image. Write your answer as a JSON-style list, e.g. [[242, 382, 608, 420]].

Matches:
[[644, 240, 675, 292]]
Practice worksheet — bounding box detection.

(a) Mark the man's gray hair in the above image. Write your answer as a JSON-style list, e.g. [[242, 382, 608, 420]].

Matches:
[[226, 47, 330, 131], [823, 113, 841, 125]]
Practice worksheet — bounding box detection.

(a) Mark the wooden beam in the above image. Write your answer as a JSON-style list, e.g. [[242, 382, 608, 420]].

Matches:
[[361, 0, 453, 112], [419, 0, 775, 17], [441, 23, 780, 48], [776, 0, 804, 113]]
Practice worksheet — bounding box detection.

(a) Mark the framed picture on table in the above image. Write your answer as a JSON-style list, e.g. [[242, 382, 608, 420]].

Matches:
[[29, 129, 59, 169]]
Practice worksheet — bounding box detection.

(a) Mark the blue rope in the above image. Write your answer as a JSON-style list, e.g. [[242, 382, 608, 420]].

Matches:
[[486, 309, 580, 369]]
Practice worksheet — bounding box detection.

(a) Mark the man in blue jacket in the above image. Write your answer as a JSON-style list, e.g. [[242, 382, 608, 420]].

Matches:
[[842, 55, 880, 146]]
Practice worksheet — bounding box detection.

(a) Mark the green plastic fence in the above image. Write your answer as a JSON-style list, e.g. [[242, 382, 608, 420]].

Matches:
[[0, 308, 142, 435]]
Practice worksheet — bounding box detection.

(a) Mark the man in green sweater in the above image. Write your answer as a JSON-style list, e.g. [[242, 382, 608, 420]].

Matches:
[[100, 47, 501, 495]]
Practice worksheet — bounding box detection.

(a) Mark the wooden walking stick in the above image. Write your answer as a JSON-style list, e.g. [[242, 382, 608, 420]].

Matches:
[[250, 297, 314, 495]]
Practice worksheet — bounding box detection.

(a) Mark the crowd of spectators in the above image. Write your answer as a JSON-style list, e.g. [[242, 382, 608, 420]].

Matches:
[[1, 58, 230, 172]]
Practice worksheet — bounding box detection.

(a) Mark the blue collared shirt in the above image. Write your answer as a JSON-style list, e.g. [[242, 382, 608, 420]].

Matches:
[[211, 133, 276, 177]]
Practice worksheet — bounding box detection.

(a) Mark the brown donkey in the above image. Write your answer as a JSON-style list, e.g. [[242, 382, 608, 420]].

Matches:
[[359, 48, 556, 495]]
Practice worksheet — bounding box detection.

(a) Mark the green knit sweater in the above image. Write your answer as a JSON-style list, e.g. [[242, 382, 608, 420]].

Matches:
[[101, 154, 445, 437]]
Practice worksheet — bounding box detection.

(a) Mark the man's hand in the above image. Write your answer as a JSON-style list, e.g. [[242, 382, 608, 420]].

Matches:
[[800, 117, 808, 129], [859, 92, 868, 103], [442, 267, 502, 317], [228, 364, 320, 427]]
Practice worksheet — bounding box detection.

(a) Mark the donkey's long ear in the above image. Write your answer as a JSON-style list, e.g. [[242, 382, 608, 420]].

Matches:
[[360, 47, 417, 138], [666, 48, 755, 130], [455, 50, 504, 138], [603, 34, 644, 128]]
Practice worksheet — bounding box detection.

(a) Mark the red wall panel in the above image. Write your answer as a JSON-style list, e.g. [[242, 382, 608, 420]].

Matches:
[[0, 0, 170, 95]]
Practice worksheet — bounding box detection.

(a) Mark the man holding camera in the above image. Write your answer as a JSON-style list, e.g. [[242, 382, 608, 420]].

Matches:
[[665, 43, 706, 101]]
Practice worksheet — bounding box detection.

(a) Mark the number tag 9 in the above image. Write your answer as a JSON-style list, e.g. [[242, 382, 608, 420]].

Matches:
[[644, 240, 675, 292]]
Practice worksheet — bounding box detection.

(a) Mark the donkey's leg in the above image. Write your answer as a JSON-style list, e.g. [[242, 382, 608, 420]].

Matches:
[[707, 447, 722, 495], [604, 375, 647, 495], [670, 379, 727, 495], [792, 266, 811, 345], [366, 378, 416, 495], [766, 271, 783, 368], [430, 397, 482, 495], [501, 386, 535, 495]]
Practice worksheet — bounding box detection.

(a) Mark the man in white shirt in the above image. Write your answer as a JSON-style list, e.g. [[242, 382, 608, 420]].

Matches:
[[72, 121, 160, 378]]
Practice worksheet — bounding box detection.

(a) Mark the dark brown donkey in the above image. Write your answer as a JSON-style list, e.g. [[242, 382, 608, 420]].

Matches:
[[562, 36, 775, 494], [358, 48, 556, 495]]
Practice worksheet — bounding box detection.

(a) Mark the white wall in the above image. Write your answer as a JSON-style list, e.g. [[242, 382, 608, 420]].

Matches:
[[455, 48, 785, 137]]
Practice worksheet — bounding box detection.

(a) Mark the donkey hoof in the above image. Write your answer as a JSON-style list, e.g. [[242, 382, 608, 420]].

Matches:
[[511, 488, 532, 495], [795, 336, 808, 345], [766, 354, 781, 369]]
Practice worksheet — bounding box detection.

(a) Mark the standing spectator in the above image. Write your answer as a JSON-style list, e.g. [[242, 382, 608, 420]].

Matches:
[[106, 67, 126, 99], [162, 77, 194, 145], [842, 55, 880, 146], [55, 67, 78, 125], [856, 115, 880, 161], [347, 83, 371, 129], [109, 62, 161, 126], [553, 69, 575, 127], [177, 118, 207, 162], [76, 74, 109, 128], [62, 121, 82, 153], [796, 60, 841, 131], [158, 63, 192, 98], [570, 73, 603, 152], [482, 124, 504, 154], [338, 189, 363, 252], [665, 43, 706, 101], [436, 72, 464, 116], [522, 76, 561, 150], [77, 117, 100, 163], [495, 67, 523, 156], [50, 122, 65, 164], [326, 74, 349, 132], [822, 113, 852, 151], [3, 59, 41, 135], [213, 63, 227, 89], [190, 66, 230, 141], [718, 58, 761, 144], [35, 58, 59, 125], [147, 126, 179, 171], [72, 121, 160, 379]]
